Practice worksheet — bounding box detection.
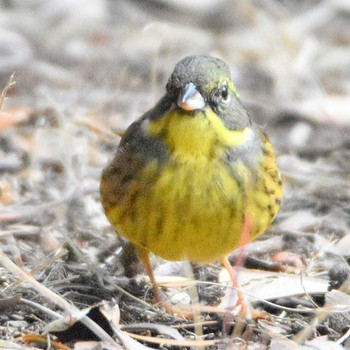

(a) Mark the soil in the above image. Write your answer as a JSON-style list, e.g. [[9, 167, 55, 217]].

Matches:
[[0, 1, 350, 349]]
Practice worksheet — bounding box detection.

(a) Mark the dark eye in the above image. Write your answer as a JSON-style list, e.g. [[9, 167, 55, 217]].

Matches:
[[221, 85, 229, 100], [210, 84, 230, 108]]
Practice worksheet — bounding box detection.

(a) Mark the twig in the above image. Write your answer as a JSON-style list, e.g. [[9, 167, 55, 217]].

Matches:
[[122, 330, 219, 347], [59, 226, 156, 310], [293, 280, 350, 343], [0, 185, 94, 222], [336, 326, 350, 345], [0, 73, 16, 111], [0, 248, 116, 343], [21, 298, 62, 320]]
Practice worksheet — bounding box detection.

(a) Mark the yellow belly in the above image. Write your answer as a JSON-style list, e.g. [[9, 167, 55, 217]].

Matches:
[[105, 155, 276, 263]]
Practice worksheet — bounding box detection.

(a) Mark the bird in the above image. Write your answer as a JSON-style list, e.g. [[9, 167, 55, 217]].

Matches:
[[100, 55, 282, 317]]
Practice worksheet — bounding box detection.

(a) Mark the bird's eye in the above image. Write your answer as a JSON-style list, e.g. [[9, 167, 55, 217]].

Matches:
[[210, 84, 230, 108], [221, 85, 229, 100]]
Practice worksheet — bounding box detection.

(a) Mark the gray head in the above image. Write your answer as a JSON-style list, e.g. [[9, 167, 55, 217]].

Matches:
[[164, 55, 250, 130]]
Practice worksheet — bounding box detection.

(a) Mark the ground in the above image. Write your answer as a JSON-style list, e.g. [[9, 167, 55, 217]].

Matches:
[[0, 1, 350, 349]]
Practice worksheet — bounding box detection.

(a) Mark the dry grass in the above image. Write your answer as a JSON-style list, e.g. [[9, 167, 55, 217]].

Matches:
[[0, 0, 350, 349]]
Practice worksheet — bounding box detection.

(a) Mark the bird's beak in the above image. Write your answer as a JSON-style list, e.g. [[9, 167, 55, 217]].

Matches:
[[177, 82, 205, 111]]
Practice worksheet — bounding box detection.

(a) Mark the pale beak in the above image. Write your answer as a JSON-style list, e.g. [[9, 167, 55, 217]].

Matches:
[[177, 82, 205, 111]]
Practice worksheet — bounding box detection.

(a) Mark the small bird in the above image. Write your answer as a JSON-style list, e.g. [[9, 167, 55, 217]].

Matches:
[[100, 55, 282, 316]]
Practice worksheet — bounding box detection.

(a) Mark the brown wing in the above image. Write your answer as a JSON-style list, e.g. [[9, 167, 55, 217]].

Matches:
[[100, 119, 169, 215]]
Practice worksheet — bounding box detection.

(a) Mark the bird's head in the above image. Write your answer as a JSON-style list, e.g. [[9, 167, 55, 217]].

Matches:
[[165, 55, 250, 130]]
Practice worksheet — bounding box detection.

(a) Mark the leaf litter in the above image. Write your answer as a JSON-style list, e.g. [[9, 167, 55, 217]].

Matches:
[[0, 0, 350, 349]]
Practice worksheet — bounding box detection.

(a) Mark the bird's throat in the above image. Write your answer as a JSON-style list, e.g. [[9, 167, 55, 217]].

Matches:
[[146, 109, 251, 158]]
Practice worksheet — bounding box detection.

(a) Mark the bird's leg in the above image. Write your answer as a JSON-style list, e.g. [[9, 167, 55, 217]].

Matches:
[[135, 244, 196, 318], [238, 212, 253, 248], [222, 213, 252, 318], [222, 213, 266, 320], [222, 255, 251, 318], [134, 244, 179, 315], [134, 244, 164, 305]]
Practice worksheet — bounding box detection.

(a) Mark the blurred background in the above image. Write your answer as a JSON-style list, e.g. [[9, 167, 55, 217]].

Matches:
[[1, 0, 350, 344], [1, 0, 350, 218], [2, 0, 350, 126]]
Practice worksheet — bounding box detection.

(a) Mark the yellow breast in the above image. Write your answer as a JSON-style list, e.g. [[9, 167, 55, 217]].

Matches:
[[113, 156, 246, 262], [102, 109, 282, 263]]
